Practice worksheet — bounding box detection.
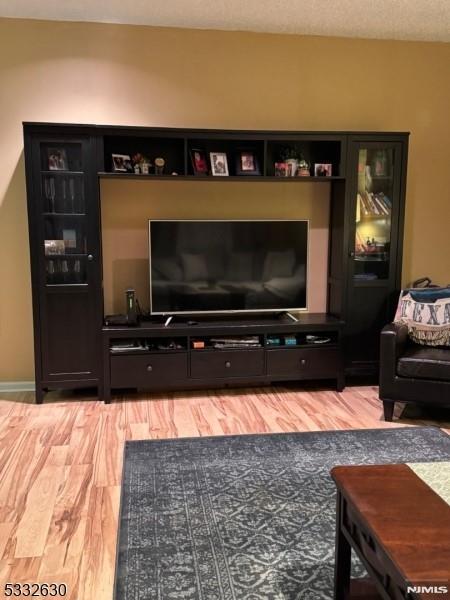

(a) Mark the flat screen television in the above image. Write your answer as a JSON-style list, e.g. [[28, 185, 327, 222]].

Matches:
[[149, 220, 308, 315]]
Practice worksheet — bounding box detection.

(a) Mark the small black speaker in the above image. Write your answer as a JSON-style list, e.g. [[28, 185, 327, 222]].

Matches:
[[126, 288, 138, 326]]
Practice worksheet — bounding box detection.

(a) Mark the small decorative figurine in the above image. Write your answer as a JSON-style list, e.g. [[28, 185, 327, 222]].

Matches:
[[297, 158, 310, 176], [154, 157, 165, 175], [132, 153, 151, 175]]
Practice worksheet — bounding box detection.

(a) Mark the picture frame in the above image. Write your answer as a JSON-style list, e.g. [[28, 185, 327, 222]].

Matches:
[[274, 162, 289, 177], [190, 149, 209, 175], [47, 148, 68, 171], [44, 239, 65, 255], [314, 163, 332, 177], [210, 152, 229, 177], [235, 150, 260, 176], [62, 228, 77, 250], [112, 154, 132, 172]]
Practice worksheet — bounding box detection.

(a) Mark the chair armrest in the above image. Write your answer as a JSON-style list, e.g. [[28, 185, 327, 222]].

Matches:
[[381, 322, 409, 359], [379, 323, 409, 396]]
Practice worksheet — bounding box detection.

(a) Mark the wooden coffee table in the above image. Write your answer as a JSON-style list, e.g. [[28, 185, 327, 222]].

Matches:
[[331, 463, 450, 600]]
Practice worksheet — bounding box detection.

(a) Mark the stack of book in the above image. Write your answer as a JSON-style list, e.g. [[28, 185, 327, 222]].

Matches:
[[110, 340, 147, 353], [210, 336, 261, 349], [357, 191, 391, 217]]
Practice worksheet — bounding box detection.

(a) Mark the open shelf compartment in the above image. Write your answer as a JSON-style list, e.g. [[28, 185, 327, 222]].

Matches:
[[110, 337, 188, 355], [266, 331, 339, 348], [190, 334, 264, 351]]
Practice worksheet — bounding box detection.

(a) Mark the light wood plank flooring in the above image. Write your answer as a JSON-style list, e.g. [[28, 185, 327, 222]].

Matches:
[[0, 385, 449, 599]]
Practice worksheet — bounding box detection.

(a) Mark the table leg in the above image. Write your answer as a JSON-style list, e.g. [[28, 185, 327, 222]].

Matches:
[[334, 491, 351, 600]]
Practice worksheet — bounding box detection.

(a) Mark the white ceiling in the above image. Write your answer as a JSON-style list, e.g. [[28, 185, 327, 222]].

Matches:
[[0, 0, 449, 42]]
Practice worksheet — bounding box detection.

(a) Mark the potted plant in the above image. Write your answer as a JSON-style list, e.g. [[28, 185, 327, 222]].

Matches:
[[280, 147, 299, 177], [279, 147, 310, 177]]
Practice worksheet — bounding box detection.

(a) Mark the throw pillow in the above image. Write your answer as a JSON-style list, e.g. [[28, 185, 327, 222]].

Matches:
[[410, 288, 450, 303], [394, 291, 450, 347]]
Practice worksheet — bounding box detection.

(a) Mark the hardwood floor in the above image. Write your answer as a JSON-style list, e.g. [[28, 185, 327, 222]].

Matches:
[[0, 384, 449, 599]]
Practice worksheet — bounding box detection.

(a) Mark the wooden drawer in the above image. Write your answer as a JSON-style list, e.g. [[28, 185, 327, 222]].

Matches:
[[267, 347, 340, 378], [110, 353, 188, 388], [191, 349, 265, 379]]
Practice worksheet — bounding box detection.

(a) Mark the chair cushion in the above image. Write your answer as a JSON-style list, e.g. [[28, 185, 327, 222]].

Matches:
[[397, 345, 450, 381]]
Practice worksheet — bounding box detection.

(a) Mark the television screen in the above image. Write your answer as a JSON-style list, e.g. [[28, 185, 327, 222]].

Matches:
[[149, 220, 308, 314]]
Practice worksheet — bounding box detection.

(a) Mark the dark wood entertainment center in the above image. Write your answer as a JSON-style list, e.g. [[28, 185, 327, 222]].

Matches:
[[23, 123, 409, 403]]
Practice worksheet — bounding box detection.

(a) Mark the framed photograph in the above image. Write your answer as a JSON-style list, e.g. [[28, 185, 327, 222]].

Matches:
[[235, 150, 260, 176], [274, 162, 289, 177], [63, 228, 77, 250], [44, 239, 65, 255], [47, 148, 68, 171], [314, 163, 332, 177], [210, 152, 229, 177], [112, 154, 132, 172], [190, 149, 208, 175]]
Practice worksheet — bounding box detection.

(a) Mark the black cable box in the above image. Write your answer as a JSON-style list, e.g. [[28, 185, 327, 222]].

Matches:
[[104, 314, 129, 326]]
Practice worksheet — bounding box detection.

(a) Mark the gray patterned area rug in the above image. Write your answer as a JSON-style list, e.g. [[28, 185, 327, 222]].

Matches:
[[115, 427, 450, 600]]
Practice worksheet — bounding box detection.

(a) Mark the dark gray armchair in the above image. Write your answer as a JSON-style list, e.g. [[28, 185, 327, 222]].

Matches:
[[379, 322, 450, 421]]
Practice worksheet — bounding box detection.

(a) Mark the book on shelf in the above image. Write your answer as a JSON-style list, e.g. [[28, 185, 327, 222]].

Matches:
[[355, 230, 368, 253], [358, 192, 376, 216], [358, 191, 391, 218], [373, 193, 390, 215], [366, 191, 379, 214], [212, 343, 262, 349], [379, 192, 391, 208], [210, 336, 262, 349], [210, 336, 260, 345], [110, 341, 147, 352]]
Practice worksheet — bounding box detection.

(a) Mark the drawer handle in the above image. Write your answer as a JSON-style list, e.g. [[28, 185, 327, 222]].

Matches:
[[225, 361, 231, 368], [147, 365, 153, 372], [300, 359, 306, 366]]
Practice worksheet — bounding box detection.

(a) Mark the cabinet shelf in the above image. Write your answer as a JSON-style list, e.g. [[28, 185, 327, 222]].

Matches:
[[41, 170, 84, 176], [98, 172, 344, 182], [45, 283, 89, 289], [267, 343, 338, 349], [353, 280, 389, 287], [356, 214, 390, 222], [191, 346, 263, 352], [110, 348, 187, 356], [45, 253, 88, 258], [354, 256, 388, 262], [43, 212, 86, 217]]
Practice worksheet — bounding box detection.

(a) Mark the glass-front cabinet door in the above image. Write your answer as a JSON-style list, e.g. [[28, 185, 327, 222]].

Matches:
[[353, 145, 398, 282], [28, 134, 101, 396], [40, 142, 89, 285], [345, 139, 405, 372]]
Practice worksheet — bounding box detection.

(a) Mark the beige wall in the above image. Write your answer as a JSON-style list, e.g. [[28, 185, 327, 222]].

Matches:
[[0, 18, 449, 381], [101, 180, 329, 315]]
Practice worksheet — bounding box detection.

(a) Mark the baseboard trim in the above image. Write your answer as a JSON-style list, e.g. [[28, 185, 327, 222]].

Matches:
[[0, 381, 36, 393]]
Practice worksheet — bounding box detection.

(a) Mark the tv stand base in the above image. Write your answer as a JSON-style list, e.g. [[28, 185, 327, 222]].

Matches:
[[279, 311, 299, 322], [101, 312, 344, 403]]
